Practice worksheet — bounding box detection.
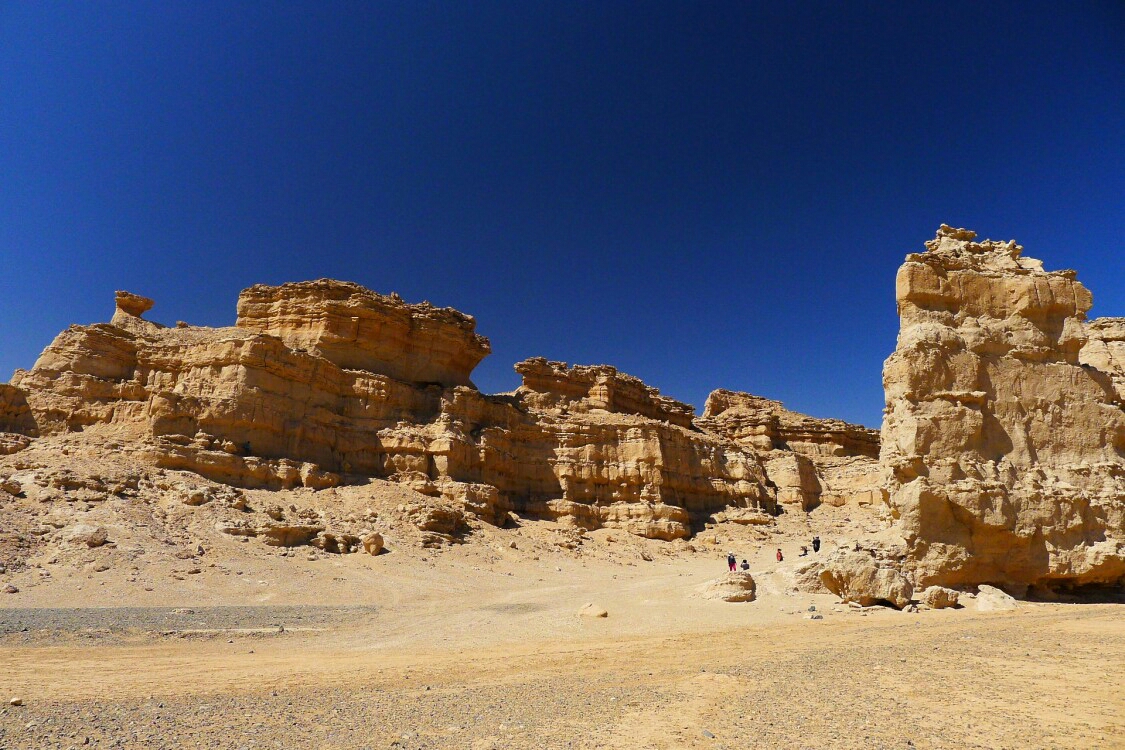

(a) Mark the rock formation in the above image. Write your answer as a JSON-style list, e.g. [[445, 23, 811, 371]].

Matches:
[[881, 226, 1125, 592], [0, 384, 36, 437], [697, 389, 883, 510], [1081, 317, 1125, 403], [6, 281, 777, 543], [235, 280, 490, 387], [515, 358, 696, 428]]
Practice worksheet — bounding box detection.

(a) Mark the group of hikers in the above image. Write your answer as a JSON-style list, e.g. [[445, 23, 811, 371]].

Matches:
[[726, 535, 821, 572]]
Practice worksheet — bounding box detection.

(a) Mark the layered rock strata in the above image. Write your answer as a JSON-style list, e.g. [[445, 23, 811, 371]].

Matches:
[[881, 226, 1125, 591], [515, 358, 696, 428], [235, 279, 490, 387], [697, 389, 883, 510], [8, 282, 774, 541]]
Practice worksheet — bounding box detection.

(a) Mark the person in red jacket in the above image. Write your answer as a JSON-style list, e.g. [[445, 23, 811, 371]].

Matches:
[[776, 548, 784, 563]]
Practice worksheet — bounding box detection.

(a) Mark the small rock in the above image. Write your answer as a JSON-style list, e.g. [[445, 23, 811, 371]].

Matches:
[[9, 697, 23, 706], [578, 603, 608, 618], [702, 729, 715, 738], [805, 613, 824, 620], [3, 584, 18, 594]]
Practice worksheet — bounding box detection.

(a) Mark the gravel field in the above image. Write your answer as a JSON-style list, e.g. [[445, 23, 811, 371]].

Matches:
[[1, 605, 1121, 750], [0, 605, 379, 643]]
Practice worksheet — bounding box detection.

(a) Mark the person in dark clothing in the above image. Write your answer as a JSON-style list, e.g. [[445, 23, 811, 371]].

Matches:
[[812, 536, 821, 553], [740, 559, 750, 571], [727, 553, 736, 572]]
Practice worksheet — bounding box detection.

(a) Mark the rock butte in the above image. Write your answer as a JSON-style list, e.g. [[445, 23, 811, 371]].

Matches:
[[882, 225, 1124, 593], [1, 226, 1122, 601]]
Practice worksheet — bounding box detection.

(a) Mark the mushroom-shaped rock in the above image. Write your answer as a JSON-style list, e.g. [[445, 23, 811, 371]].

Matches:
[[114, 291, 154, 317]]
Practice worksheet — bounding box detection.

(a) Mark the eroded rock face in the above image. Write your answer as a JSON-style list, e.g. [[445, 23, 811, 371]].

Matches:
[[8, 282, 775, 541], [515, 357, 696, 428], [699, 390, 879, 458], [881, 226, 1125, 591], [1081, 317, 1125, 404], [0, 385, 36, 436], [235, 279, 490, 387], [697, 390, 883, 510]]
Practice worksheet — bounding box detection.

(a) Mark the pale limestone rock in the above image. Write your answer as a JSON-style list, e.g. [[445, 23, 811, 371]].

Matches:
[[919, 586, 960, 609], [698, 389, 882, 509], [819, 549, 913, 609], [62, 524, 108, 548], [1081, 317, 1125, 403], [881, 226, 1125, 592], [257, 524, 323, 547], [699, 390, 879, 458], [792, 561, 829, 594], [696, 571, 756, 602], [974, 584, 1018, 611]]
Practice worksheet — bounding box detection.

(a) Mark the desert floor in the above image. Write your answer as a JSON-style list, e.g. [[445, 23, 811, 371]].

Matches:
[[1, 529, 1123, 750]]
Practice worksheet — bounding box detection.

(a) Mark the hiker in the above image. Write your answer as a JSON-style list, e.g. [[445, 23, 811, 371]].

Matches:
[[727, 552, 736, 572], [776, 548, 783, 563], [799, 545, 808, 557], [740, 559, 749, 571], [812, 536, 821, 553]]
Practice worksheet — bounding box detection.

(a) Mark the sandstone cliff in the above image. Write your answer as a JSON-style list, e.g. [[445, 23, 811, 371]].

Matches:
[[235, 279, 490, 387], [1081, 317, 1125, 404], [697, 389, 883, 511], [515, 358, 696, 429], [8, 283, 774, 542], [881, 226, 1125, 592]]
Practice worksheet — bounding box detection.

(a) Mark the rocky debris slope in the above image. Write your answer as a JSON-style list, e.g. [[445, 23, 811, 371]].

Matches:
[[697, 389, 884, 511], [881, 225, 1125, 592]]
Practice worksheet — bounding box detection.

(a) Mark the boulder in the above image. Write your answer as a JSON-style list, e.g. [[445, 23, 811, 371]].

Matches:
[[919, 586, 960, 609], [819, 550, 912, 609], [696, 571, 757, 602], [362, 532, 384, 555], [62, 524, 108, 548], [257, 524, 323, 547], [792, 561, 829, 594], [974, 584, 1019, 612]]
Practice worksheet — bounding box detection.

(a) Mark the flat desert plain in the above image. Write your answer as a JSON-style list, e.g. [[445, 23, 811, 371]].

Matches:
[[1, 525, 1122, 750]]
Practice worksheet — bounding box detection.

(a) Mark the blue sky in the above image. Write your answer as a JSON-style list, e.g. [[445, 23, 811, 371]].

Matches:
[[1, 2, 1122, 427]]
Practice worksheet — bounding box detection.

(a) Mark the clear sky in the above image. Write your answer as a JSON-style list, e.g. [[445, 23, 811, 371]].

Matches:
[[1, 2, 1122, 428]]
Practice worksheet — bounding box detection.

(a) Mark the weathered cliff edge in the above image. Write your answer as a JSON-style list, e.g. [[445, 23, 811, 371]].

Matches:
[[5, 281, 878, 543], [881, 226, 1125, 592]]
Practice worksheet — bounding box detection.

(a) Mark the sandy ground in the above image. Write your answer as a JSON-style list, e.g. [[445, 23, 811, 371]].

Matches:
[[2, 537, 1123, 750]]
